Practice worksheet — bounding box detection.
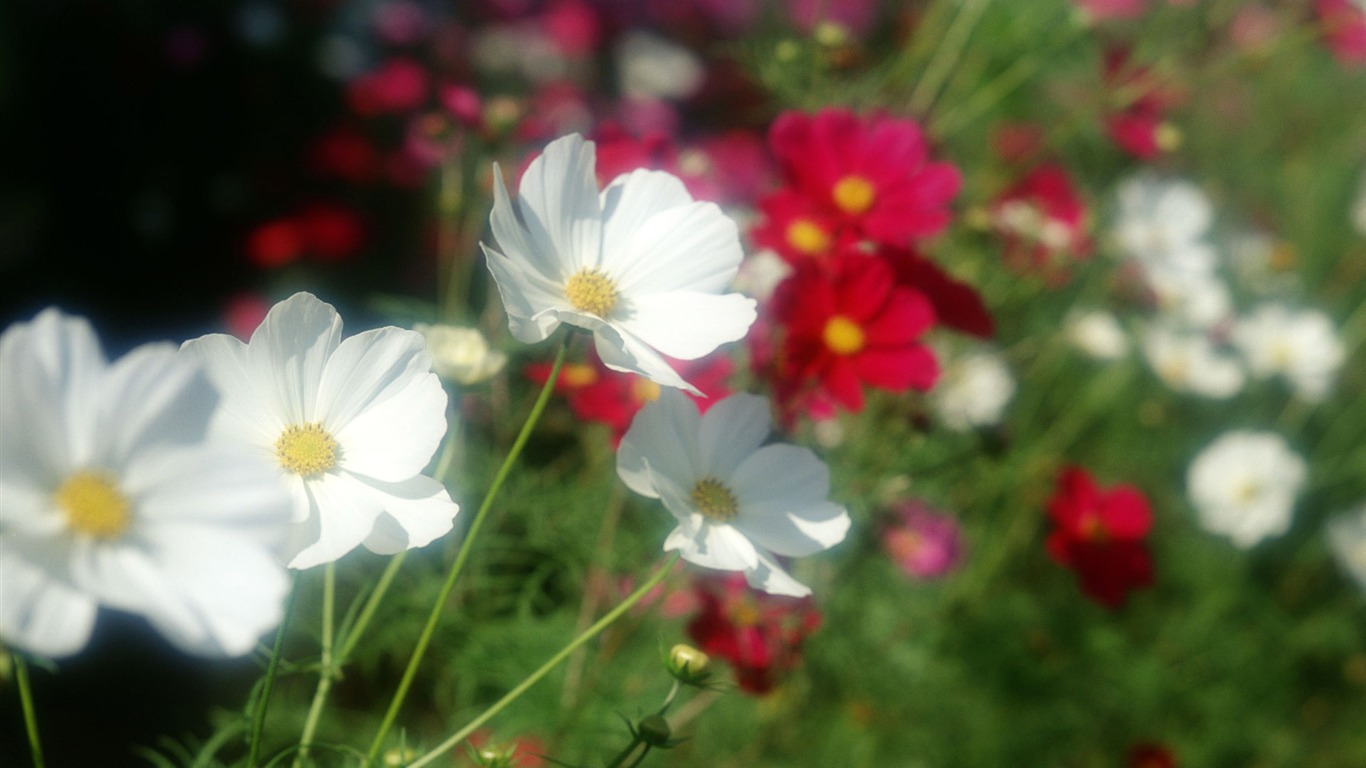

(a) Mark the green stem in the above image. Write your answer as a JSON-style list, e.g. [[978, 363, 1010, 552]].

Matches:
[[335, 552, 407, 664], [406, 552, 683, 768], [907, 0, 993, 117], [364, 336, 571, 764], [294, 563, 337, 768], [14, 655, 44, 768], [248, 571, 300, 767]]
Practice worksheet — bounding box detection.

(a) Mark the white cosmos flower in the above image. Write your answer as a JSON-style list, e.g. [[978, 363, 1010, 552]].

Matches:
[[616, 390, 850, 597], [0, 310, 292, 658], [1141, 323, 1244, 398], [1326, 506, 1366, 593], [181, 293, 459, 569], [413, 323, 507, 386], [1144, 265, 1232, 330], [932, 348, 1015, 431], [1065, 309, 1130, 360], [480, 133, 757, 394], [1114, 174, 1218, 276], [1187, 431, 1307, 548], [1231, 304, 1344, 402]]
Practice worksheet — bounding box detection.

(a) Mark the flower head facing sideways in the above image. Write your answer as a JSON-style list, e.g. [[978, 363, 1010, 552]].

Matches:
[[182, 292, 459, 569], [0, 310, 293, 657], [617, 390, 851, 597], [481, 133, 757, 394]]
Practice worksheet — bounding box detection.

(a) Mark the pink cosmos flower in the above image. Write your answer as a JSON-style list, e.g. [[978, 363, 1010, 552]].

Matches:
[[765, 108, 961, 248], [882, 501, 964, 579], [1318, 0, 1366, 69]]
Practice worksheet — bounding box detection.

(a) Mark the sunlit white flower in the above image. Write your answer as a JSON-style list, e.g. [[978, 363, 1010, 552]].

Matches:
[[617, 390, 850, 597], [1232, 304, 1345, 402], [413, 323, 507, 386], [1065, 309, 1130, 360], [1144, 266, 1232, 329], [1326, 506, 1366, 593], [932, 349, 1016, 431], [1187, 431, 1307, 548], [616, 30, 704, 100], [182, 293, 459, 569], [1141, 324, 1244, 398], [0, 310, 292, 657], [1114, 174, 1218, 275], [481, 133, 757, 394]]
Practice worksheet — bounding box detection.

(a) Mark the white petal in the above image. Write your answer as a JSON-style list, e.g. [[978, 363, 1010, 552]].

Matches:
[[616, 291, 756, 361], [99, 344, 217, 464], [489, 163, 560, 280], [745, 549, 812, 598], [515, 133, 604, 274], [617, 390, 702, 498], [0, 547, 97, 657], [664, 521, 759, 572], [333, 379, 448, 483], [246, 293, 344, 425], [482, 244, 567, 344], [287, 472, 384, 569], [596, 323, 698, 394], [358, 474, 460, 555], [180, 333, 285, 448], [127, 444, 292, 542], [731, 444, 850, 557], [600, 169, 695, 277], [608, 201, 744, 296], [695, 393, 770, 480]]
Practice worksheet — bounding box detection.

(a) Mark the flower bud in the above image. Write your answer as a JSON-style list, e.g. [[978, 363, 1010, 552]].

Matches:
[[413, 323, 507, 385], [382, 747, 418, 766], [667, 643, 711, 684], [636, 714, 673, 748]]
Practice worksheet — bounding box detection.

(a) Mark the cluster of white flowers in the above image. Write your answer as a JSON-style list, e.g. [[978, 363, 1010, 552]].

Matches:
[[1109, 174, 1345, 402], [1186, 431, 1307, 548], [2, 295, 460, 658]]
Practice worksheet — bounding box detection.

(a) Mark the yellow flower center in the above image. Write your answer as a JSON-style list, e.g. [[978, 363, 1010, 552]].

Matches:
[[56, 470, 131, 539], [823, 315, 865, 356], [785, 219, 831, 255], [564, 267, 619, 318], [275, 422, 338, 477], [560, 363, 599, 388], [832, 175, 876, 215], [691, 476, 739, 522], [632, 377, 662, 404], [1154, 122, 1183, 152]]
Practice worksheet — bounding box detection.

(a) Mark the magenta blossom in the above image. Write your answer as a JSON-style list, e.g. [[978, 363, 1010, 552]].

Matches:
[[882, 501, 964, 579]]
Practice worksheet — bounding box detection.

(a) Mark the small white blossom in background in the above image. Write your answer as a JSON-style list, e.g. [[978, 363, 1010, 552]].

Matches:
[[1232, 304, 1344, 402], [413, 323, 507, 386], [1141, 324, 1244, 398], [1187, 431, 1307, 548], [731, 248, 793, 303], [0, 310, 293, 658], [1326, 506, 1366, 593], [182, 292, 459, 570], [481, 133, 757, 394], [1113, 173, 1219, 276], [932, 348, 1016, 431], [617, 390, 851, 597], [1066, 309, 1130, 360], [616, 30, 705, 101], [1145, 267, 1233, 330]]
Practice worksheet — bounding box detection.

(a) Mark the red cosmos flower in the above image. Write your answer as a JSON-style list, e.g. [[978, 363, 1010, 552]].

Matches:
[[245, 203, 366, 268], [1101, 50, 1183, 159], [989, 164, 1092, 282], [768, 254, 939, 415], [1318, 0, 1366, 69], [527, 350, 733, 443], [346, 57, 431, 116], [1045, 467, 1155, 609], [764, 108, 961, 249], [686, 573, 822, 695]]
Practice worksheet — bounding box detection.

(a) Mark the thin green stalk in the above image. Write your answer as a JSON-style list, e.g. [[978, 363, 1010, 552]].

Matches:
[[406, 551, 683, 768], [294, 563, 337, 768], [14, 655, 44, 768], [907, 0, 993, 117], [248, 571, 300, 767], [335, 552, 406, 663], [365, 336, 571, 764]]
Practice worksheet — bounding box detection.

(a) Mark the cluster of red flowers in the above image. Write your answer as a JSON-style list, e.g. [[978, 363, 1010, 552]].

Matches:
[[749, 108, 994, 422], [685, 573, 823, 695], [1045, 466, 1156, 608]]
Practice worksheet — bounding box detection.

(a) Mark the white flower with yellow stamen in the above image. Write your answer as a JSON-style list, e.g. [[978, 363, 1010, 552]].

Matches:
[[182, 292, 459, 569], [0, 309, 293, 658], [616, 390, 850, 597], [481, 133, 757, 394], [1187, 431, 1306, 549], [1231, 304, 1344, 402]]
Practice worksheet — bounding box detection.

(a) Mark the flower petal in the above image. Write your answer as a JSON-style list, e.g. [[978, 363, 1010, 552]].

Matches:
[[731, 444, 850, 557], [99, 344, 217, 464], [0, 548, 97, 657], [696, 393, 771, 480], [246, 293, 344, 425], [180, 332, 285, 448], [357, 474, 459, 555], [609, 201, 744, 296], [287, 472, 384, 569], [595, 323, 699, 394], [617, 291, 756, 361], [481, 243, 567, 344], [617, 389, 702, 498], [744, 550, 811, 597], [515, 133, 603, 274]]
